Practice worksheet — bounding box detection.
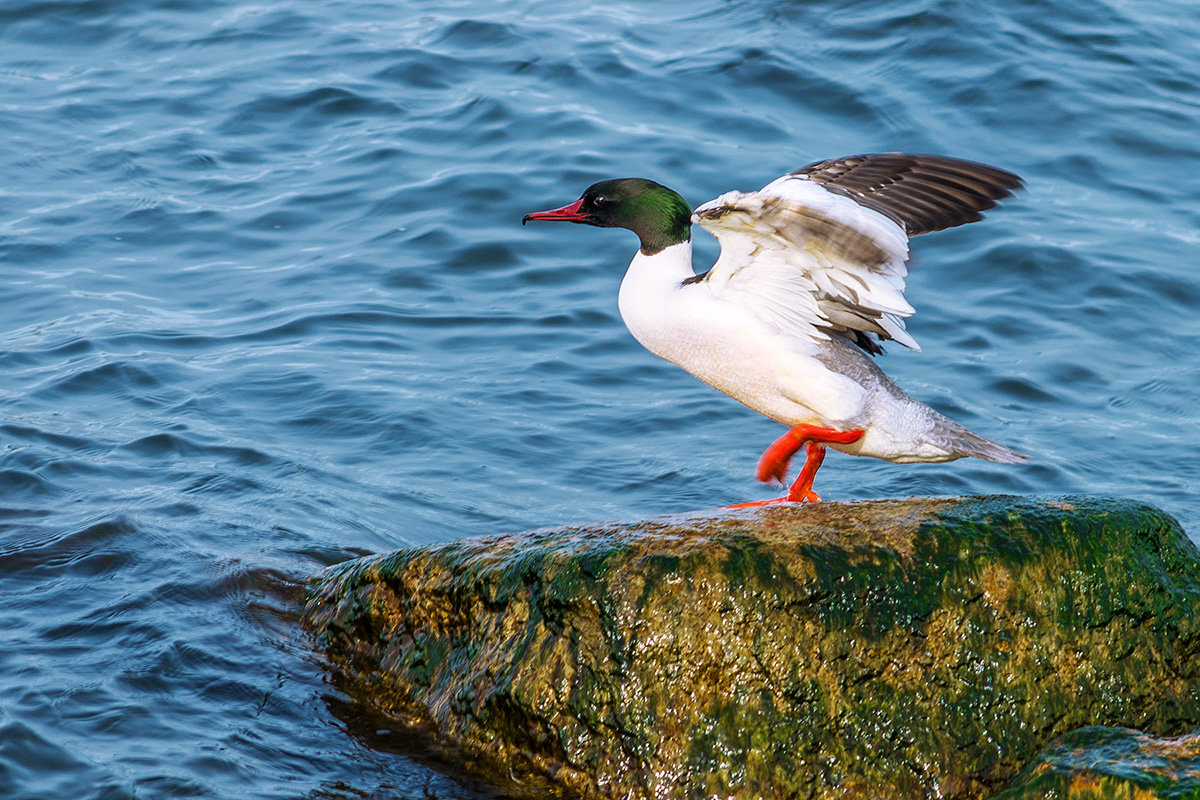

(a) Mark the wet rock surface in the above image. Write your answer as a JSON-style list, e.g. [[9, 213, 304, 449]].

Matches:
[[993, 725, 1200, 799], [304, 496, 1200, 799]]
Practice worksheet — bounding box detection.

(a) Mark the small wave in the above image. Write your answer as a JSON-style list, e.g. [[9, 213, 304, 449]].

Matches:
[[218, 87, 403, 137]]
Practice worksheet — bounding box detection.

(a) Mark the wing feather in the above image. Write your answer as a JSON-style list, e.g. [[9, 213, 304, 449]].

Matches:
[[793, 153, 1022, 235], [692, 153, 1021, 354]]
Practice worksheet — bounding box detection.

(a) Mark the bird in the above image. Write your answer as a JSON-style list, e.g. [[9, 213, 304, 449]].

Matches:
[[522, 153, 1027, 505]]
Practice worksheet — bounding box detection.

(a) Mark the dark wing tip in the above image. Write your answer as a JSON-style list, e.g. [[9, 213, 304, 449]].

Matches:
[[848, 330, 885, 355], [692, 204, 732, 221], [792, 153, 1023, 236]]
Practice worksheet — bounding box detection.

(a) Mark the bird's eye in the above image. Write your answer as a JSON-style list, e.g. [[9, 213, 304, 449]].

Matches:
[[593, 195, 608, 206]]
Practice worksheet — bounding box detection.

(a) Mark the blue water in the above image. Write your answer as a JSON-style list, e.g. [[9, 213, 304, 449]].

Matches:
[[3, 0, 1200, 796]]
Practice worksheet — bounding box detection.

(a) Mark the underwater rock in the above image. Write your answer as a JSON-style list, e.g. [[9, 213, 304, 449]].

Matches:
[[304, 496, 1200, 799], [991, 725, 1200, 799]]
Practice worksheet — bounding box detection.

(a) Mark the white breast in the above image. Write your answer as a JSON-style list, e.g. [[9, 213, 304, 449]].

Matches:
[[616, 242, 866, 427]]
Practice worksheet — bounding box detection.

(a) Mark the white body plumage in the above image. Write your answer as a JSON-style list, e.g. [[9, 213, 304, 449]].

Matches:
[[616, 172, 1025, 465]]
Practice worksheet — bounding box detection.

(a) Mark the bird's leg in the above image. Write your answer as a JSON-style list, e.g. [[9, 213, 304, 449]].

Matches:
[[787, 442, 826, 502], [727, 425, 863, 508], [755, 424, 864, 486]]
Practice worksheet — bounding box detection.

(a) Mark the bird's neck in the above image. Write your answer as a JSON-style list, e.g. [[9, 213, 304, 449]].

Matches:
[[617, 241, 695, 352], [624, 240, 695, 285]]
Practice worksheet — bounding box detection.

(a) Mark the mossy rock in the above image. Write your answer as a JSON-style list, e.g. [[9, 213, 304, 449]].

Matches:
[[992, 725, 1200, 799], [304, 496, 1200, 799]]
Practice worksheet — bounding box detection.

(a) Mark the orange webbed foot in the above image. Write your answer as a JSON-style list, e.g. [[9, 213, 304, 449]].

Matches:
[[724, 496, 791, 509], [724, 488, 820, 509], [755, 429, 803, 484]]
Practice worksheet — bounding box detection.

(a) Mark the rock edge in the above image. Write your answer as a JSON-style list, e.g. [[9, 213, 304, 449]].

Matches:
[[305, 495, 1200, 799]]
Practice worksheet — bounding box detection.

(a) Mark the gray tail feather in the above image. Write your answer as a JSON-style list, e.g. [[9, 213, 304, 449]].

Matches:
[[934, 418, 1029, 464]]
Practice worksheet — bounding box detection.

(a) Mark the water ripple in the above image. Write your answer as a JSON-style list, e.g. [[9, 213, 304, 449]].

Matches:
[[3, 0, 1200, 797]]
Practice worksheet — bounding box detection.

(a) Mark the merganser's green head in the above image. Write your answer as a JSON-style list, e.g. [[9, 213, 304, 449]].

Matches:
[[523, 178, 692, 256]]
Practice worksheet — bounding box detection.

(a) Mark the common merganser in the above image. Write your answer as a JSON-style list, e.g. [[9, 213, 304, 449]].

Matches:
[[523, 153, 1027, 505]]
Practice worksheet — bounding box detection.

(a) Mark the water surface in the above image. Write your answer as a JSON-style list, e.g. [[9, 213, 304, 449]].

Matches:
[[4, 0, 1200, 796]]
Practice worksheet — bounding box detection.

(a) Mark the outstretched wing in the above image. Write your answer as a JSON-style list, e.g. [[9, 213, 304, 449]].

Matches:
[[691, 153, 1022, 354]]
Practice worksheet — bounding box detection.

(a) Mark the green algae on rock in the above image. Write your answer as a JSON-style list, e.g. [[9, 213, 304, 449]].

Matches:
[[303, 496, 1200, 800], [992, 725, 1200, 799]]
